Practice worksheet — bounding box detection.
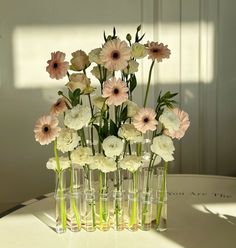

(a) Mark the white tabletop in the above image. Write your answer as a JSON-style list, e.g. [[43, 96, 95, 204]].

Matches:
[[1, 175, 236, 248]]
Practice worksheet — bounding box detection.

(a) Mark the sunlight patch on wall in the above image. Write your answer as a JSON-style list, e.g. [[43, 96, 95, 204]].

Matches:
[[12, 25, 137, 89], [157, 22, 214, 84]]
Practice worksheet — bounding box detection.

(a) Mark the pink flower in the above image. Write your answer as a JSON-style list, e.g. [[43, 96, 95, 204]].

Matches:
[[102, 77, 128, 106], [50, 97, 68, 116], [100, 39, 131, 71], [133, 108, 158, 133], [34, 115, 61, 145], [146, 41, 170, 62], [46, 51, 69, 80], [164, 108, 190, 139]]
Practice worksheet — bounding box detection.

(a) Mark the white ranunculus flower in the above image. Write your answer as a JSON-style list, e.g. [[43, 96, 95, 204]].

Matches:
[[124, 100, 139, 117], [92, 96, 107, 110], [150, 135, 175, 162], [57, 128, 80, 153], [159, 108, 180, 134], [119, 155, 142, 172], [46, 157, 70, 171], [118, 124, 143, 143], [66, 73, 91, 93], [71, 50, 90, 71], [64, 105, 91, 130], [102, 136, 124, 157], [89, 154, 117, 173], [123, 60, 139, 74], [88, 48, 103, 64], [91, 66, 113, 81], [131, 43, 147, 59], [71, 146, 93, 166]]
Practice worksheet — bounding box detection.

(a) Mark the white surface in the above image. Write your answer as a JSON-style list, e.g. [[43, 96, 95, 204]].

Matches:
[[1, 0, 236, 213], [0, 175, 236, 248]]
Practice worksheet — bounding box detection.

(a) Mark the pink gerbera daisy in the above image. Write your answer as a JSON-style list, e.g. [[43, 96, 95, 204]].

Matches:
[[146, 41, 171, 62], [100, 39, 131, 71], [34, 115, 61, 145], [50, 97, 68, 116], [46, 51, 69, 80], [102, 77, 128, 106], [164, 108, 190, 140], [133, 107, 158, 133]]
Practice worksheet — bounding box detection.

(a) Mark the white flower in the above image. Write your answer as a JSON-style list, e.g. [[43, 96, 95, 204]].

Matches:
[[57, 128, 80, 153], [124, 100, 139, 117], [131, 43, 147, 59], [159, 108, 180, 134], [70, 50, 90, 71], [71, 146, 93, 166], [88, 48, 102, 64], [92, 96, 107, 110], [120, 155, 142, 172], [102, 136, 124, 157], [118, 124, 143, 143], [66, 73, 91, 93], [123, 60, 139, 74], [91, 66, 113, 81], [46, 157, 70, 171], [150, 135, 175, 162], [90, 154, 117, 173], [64, 105, 91, 130]]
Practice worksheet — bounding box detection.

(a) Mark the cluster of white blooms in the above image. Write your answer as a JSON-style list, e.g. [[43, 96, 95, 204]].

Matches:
[[118, 124, 143, 143], [71, 146, 93, 166], [57, 128, 80, 153], [46, 157, 70, 171], [151, 135, 175, 162], [102, 136, 124, 157], [159, 108, 180, 134], [119, 155, 142, 172], [90, 154, 117, 173], [125, 100, 139, 117], [64, 104, 91, 130]]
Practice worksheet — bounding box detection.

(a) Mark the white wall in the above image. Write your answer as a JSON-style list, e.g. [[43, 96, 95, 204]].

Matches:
[[0, 0, 235, 211]]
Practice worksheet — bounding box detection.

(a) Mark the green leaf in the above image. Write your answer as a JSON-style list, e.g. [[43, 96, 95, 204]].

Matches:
[[129, 74, 137, 92], [99, 118, 108, 142], [73, 88, 81, 99], [110, 119, 118, 136], [68, 90, 74, 101]]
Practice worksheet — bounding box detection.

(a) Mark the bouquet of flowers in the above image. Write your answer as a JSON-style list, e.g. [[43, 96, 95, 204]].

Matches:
[[34, 25, 190, 233]]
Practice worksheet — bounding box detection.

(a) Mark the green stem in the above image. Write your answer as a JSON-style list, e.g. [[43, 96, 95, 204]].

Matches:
[[141, 152, 154, 226], [156, 161, 168, 226], [54, 140, 66, 231], [143, 60, 155, 107], [129, 171, 138, 228], [136, 143, 142, 157], [88, 94, 95, 155], [99, 172, 108, 228], [79, 128, 87, 147]]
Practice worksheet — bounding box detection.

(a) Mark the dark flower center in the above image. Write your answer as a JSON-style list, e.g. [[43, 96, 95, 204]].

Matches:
[[43, 125, 49, 133], [143, 117, 149, 123], [113, 88, 119, 94], [152, 48, 160, 53], [111, 51, 120, 60], [53, 63, 58, 69]]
